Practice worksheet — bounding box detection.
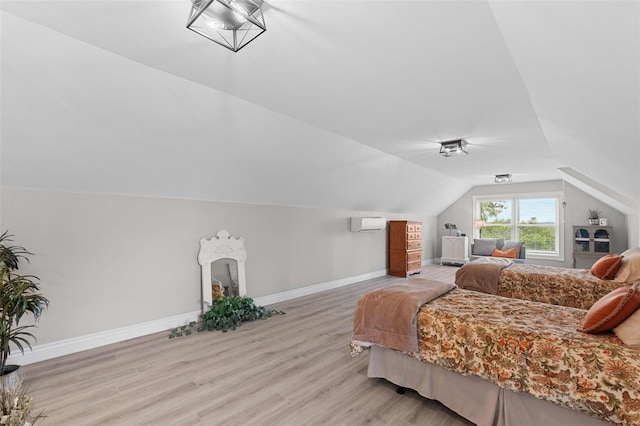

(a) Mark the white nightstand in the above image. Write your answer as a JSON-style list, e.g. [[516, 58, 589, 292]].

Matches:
[[441, 236, 469, 266]]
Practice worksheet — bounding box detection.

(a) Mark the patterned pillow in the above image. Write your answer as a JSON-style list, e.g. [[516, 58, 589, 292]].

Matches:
[[613, 307, 640, 346], [591, 255, 624, 279], [582, 282, 640, 334], [491, 247, 517, 258], [614, 248, 640, 283]]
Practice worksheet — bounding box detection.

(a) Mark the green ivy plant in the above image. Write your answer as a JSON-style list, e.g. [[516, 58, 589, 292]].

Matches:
[[169, 296, 284, 338]]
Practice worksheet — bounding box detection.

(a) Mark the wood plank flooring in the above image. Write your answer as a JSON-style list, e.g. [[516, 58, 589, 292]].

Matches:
[[23, 265, 474, 425]]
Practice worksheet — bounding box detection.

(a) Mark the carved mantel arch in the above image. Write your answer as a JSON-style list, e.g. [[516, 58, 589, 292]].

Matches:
[[198, 230, 247, 311]]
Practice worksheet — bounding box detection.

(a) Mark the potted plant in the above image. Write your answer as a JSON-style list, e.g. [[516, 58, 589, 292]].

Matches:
[[0, 232, 49, 384], [0, 376, 43, 424], [587, 209, 601, 225]]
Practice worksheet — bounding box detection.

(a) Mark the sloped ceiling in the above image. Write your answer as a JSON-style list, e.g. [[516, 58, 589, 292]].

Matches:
[[1, 0, 638, 215]]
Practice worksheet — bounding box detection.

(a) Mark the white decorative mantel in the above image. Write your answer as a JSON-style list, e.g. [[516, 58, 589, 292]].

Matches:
[[197, 230, 247, 311]]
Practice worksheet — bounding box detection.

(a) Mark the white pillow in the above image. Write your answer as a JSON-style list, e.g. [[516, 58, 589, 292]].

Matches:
[[614, 247, 640, 283], [621, 247, 640, 257], [613, 308, 640, 346]]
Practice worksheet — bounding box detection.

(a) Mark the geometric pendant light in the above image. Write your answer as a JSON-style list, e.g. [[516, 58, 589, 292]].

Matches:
[[438, 139, 468, 157], [187, 0, 266, 52], [494, 173, 512, 183]]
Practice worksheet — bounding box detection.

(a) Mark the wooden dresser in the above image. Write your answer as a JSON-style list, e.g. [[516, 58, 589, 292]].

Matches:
[[388, 220, 422, 277]]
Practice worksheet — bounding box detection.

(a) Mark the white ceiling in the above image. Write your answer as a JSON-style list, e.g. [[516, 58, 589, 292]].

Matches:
[[1, 0, 638, 215]]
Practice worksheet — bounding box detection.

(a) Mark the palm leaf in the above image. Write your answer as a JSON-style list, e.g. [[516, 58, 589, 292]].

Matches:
[[0, 231, 49, 375]]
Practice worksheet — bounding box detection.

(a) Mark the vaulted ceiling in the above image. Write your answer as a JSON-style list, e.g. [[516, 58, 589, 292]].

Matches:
[[1, 0, 638, 215]]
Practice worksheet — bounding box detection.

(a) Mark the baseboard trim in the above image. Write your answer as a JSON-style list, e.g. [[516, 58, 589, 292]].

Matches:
[[7, 310, 201, 366], [8, 269, 388, 366], [252, 269, 388, 307]]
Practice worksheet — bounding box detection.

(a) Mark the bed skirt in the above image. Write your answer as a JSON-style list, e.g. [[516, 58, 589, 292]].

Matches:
[[367, 345, 609, 426]]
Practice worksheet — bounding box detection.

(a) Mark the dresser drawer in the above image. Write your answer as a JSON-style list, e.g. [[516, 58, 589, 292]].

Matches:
[[407, 261, 422, 272], [415, 224, 422, 233], [407, 240, 422, 250], [407, 251, 421, 262], [407, 223, 416, 232], [407, 232, 417, 240]]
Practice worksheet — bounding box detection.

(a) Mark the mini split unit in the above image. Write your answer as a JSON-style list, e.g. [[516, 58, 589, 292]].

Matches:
[[350, 217, 387, 232]]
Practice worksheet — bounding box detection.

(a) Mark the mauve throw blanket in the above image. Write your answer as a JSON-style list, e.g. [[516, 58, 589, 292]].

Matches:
[[352, 278, 456, 353], [455, 257, 513, 294]]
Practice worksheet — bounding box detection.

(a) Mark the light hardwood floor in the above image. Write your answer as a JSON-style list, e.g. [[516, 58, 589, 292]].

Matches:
[[23, 265, 474, 425]]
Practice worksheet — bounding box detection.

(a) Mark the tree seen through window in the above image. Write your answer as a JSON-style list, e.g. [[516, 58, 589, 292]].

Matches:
[[477, 197, 559, 255]]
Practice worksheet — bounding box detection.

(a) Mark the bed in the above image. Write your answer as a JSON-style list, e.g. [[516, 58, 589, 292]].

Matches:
[[351, 278, 640, 426], [456, 261, 625, 309]]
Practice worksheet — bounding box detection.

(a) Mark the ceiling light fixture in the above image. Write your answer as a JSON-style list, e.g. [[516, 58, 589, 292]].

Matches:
[[187, 0, 266, 52], [439, 139, 468, 157], [494, 173, 512, 183]]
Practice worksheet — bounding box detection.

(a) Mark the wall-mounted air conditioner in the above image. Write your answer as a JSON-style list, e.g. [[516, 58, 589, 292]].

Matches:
[[350, 217, 387, 232]]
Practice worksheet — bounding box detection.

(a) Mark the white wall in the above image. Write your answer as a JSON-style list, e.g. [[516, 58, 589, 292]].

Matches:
[[437, 180, 629, 268], [629, 212, 640, 249], [1, 187, 435, 347]]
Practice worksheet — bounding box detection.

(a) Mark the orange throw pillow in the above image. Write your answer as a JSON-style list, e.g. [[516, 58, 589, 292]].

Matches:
[[582, 282, 640, 334], [591, 254, 624, 279], [491, 247, 517, 258]]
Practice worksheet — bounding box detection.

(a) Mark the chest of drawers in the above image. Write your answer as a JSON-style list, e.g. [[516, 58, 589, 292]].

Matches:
[[388, 221, 422, 277]]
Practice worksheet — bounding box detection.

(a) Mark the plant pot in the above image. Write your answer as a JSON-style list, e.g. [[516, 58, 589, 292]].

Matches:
[[589, 219, 599, 225], [1, 365, 23, 389]]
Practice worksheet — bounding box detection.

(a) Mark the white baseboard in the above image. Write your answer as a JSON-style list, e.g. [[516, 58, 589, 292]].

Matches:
[[7, 310, 201, 366], [8, 269, 388, 366], [252, 268, 388, 306]]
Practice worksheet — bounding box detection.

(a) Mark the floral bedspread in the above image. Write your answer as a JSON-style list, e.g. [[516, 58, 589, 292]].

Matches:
[[496, 264, 624, 309], [411, 289, 640, 425]]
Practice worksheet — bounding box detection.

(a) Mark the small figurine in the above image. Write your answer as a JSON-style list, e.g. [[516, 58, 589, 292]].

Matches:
[[212, 279, 225, 299]]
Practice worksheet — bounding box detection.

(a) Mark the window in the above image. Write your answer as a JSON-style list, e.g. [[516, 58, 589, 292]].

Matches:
[[473, 192, 563, 260]]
